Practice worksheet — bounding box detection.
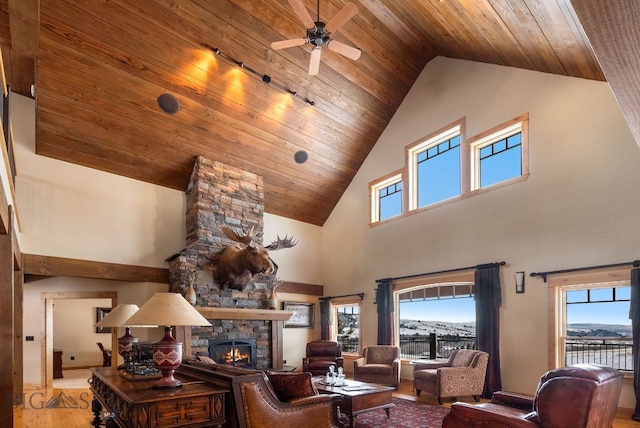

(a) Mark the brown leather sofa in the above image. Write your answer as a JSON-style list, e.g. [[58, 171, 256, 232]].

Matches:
[[442, 363, 623, 428], [413, 349, 488, 404], [302, 340, 344, 376], [232, 371, 342, 428]]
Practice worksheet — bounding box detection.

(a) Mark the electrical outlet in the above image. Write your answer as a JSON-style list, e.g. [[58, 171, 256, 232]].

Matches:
[[70, 356, 75, 361], [26, 336, 34, 341], [283, 360, 286, 364]]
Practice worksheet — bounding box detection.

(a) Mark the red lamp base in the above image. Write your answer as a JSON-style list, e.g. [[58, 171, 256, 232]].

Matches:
[[152, 327, 183, 389]]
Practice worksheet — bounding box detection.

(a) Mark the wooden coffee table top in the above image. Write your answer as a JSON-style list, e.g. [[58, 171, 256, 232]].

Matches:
[[313, 377, 395, 396]]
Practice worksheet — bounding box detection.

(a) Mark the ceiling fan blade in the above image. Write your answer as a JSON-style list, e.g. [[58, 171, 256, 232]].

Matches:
[[309, 47, 322, 75], [271, 38, 308, 50], [288, 0, 316, 30], [325, 2, 358, 33], [327, 40, 361, 60]]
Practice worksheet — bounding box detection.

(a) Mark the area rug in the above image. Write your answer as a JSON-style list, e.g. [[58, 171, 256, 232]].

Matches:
[[338, 397, 450, 428]]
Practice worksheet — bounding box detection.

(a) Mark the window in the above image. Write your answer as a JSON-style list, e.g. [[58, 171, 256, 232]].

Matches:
[[334, 303, 361, 354], [370, 172, 403, 222], [393, 269, 476, 360], [470, 119, 526, 190], [369, 114, 529, 225], [407, 124, 462, 210], [549, 267, 632, 372]]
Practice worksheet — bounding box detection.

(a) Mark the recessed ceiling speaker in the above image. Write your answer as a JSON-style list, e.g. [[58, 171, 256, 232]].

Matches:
[[157, 93, 180, 114], [294, 150, 308, 164]]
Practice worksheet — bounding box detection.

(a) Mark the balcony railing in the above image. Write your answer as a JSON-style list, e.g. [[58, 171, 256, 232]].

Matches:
[[564, 337, 633, 371], [400, 334, 476, 360]]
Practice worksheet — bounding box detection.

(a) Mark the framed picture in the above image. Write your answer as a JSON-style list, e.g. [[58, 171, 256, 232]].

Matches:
[[283, 301, 314, 328], [96, 307, 112, 333]]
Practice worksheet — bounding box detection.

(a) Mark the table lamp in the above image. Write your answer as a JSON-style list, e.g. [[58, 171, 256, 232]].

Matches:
[[125, 292, 211, 389], [95, 304, 140, 369]]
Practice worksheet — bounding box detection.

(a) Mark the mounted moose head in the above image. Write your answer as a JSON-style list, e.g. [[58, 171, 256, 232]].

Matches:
[[216, 224, 298, 290]]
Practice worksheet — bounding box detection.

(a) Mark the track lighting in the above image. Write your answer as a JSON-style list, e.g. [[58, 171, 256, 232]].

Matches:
[[204, 44, 315, 107]]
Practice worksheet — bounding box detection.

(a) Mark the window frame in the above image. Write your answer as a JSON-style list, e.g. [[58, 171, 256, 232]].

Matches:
[[548, 266, 632, 374], [369, 170, 404, 224], [468, 114, 529, 193], [332, 298, 363, 356]]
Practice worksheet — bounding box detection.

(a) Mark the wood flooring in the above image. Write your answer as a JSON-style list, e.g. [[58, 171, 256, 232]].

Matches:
[[13, 378, 640, 427]]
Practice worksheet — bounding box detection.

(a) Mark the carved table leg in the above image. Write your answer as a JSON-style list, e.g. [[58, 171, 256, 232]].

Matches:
[[91, 397, 102, 427]]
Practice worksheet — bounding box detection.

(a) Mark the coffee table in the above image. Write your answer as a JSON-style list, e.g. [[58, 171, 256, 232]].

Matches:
[[313, 378, 395, 428]]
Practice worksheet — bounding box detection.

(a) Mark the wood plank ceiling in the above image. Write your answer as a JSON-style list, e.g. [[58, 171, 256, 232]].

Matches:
[[0, 0, 610, 226]]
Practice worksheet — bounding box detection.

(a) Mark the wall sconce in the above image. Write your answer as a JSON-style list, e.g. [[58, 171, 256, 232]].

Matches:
[[371, 288, 378, 304], [515, 271, 525, 294]]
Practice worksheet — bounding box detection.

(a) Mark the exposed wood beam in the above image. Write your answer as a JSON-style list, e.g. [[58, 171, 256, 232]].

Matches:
[[7, 0, 39, 57], [571, 0, 640, 148], [279, 280, 324, 296], [22, 254, 169, 284]]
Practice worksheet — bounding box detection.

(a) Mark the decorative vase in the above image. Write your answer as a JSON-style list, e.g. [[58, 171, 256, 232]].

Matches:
[[268, 288, 278, 310], [185, 284, 196, 306]]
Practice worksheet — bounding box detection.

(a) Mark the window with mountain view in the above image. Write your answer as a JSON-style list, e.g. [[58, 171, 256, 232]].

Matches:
[[398, 284, 476, 360], [334, 303, 360, 354], [563, 284, 631, 371]]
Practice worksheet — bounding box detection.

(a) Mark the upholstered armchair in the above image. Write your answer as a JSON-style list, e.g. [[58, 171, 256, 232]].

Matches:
[[413, 349, 488, 404], [302, 340, 344, 376], [442, 363, 623, 428], [232, 371, 342, 428], [353, 345, 401, 387]]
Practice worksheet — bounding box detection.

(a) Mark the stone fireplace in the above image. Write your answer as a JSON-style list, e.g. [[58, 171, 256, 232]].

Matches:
[[168, 156, 288, 370], [209, 338, 257, 369]]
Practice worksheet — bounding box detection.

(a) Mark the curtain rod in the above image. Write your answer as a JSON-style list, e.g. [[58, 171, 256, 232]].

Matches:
[[375, 261, 506, 284], [319, 293, 364, 301], [530, 260, 640, 282]]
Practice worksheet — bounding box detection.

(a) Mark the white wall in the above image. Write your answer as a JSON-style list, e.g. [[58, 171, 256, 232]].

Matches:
[[53, 298, 112, 368], [322, 57, 640, 407], [11, 94, 323, 386]]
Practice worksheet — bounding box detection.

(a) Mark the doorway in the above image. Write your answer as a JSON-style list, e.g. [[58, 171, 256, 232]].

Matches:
[[42, 291, 117, 388]]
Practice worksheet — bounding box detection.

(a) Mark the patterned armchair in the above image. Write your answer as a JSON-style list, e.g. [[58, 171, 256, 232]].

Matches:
[[232, 371, 342, 428], [302, 340, 344, 376], [353, 345, 401, 387], [442, 364, 623, 428], [413, 349, 488, 404]]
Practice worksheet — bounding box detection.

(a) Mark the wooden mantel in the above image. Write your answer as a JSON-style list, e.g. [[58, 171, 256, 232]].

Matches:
[[195, 307, 293, 321]]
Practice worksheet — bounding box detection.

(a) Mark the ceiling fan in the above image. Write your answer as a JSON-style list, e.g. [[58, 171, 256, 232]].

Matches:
[[271, 0, 361, 75]]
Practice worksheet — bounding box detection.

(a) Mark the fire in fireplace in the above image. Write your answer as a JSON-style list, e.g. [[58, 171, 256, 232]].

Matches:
[[209, 339, 257, 369]]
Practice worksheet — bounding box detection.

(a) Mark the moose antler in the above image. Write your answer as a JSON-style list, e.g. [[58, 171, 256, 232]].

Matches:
[[221, 224, 256, 246], [265, 234, 299, 250]]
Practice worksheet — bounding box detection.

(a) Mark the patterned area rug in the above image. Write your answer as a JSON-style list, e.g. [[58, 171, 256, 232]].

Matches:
[[339, 397, 450, 428]]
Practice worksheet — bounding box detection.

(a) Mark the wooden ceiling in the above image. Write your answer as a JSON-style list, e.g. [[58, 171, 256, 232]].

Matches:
[[0, 0, 628, 226]]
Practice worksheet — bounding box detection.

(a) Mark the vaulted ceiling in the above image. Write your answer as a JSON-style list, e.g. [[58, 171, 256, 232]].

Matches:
[[0, 1, 638, 226]]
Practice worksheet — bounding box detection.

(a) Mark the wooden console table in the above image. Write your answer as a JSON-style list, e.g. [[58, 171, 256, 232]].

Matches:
[[89, 367, 227, 428]]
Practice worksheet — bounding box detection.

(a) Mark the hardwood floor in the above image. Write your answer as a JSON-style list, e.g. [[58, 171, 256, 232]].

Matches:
[[13, 378, 640, 427]]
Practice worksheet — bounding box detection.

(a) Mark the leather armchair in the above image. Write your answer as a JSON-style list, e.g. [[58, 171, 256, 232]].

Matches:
[[413, 349, 488, 404], [442, 363, 623, 428], [302, 340, 344, 376], [232, 372, 342, 428], [353, 345, 401, 387]]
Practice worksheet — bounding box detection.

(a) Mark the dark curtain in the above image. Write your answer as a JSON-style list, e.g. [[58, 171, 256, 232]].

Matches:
[[376, 280, 394, 345], [630, 266, 640, 420], [320, 299, 331, 340], [475, 263, 503, 398]]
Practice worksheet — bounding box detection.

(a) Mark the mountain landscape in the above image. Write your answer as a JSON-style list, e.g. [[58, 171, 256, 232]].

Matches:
[[399, 319, 632, 338]]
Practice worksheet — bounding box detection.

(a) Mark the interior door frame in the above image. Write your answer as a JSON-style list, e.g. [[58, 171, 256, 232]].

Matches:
[[41, 291, 117, 388]]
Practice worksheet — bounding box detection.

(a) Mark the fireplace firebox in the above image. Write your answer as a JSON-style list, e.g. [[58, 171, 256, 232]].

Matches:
[[208, 339, 257, 369]]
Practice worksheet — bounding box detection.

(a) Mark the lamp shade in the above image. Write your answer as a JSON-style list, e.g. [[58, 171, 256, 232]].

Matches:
[[125, 293, 211, 327], [95, 304, 140, 327]]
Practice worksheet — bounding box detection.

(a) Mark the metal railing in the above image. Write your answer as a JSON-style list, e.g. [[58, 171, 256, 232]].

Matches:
[[564, 337, 633, 371], [337, 336, 359, 353], [399, 333, 476, 360]]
